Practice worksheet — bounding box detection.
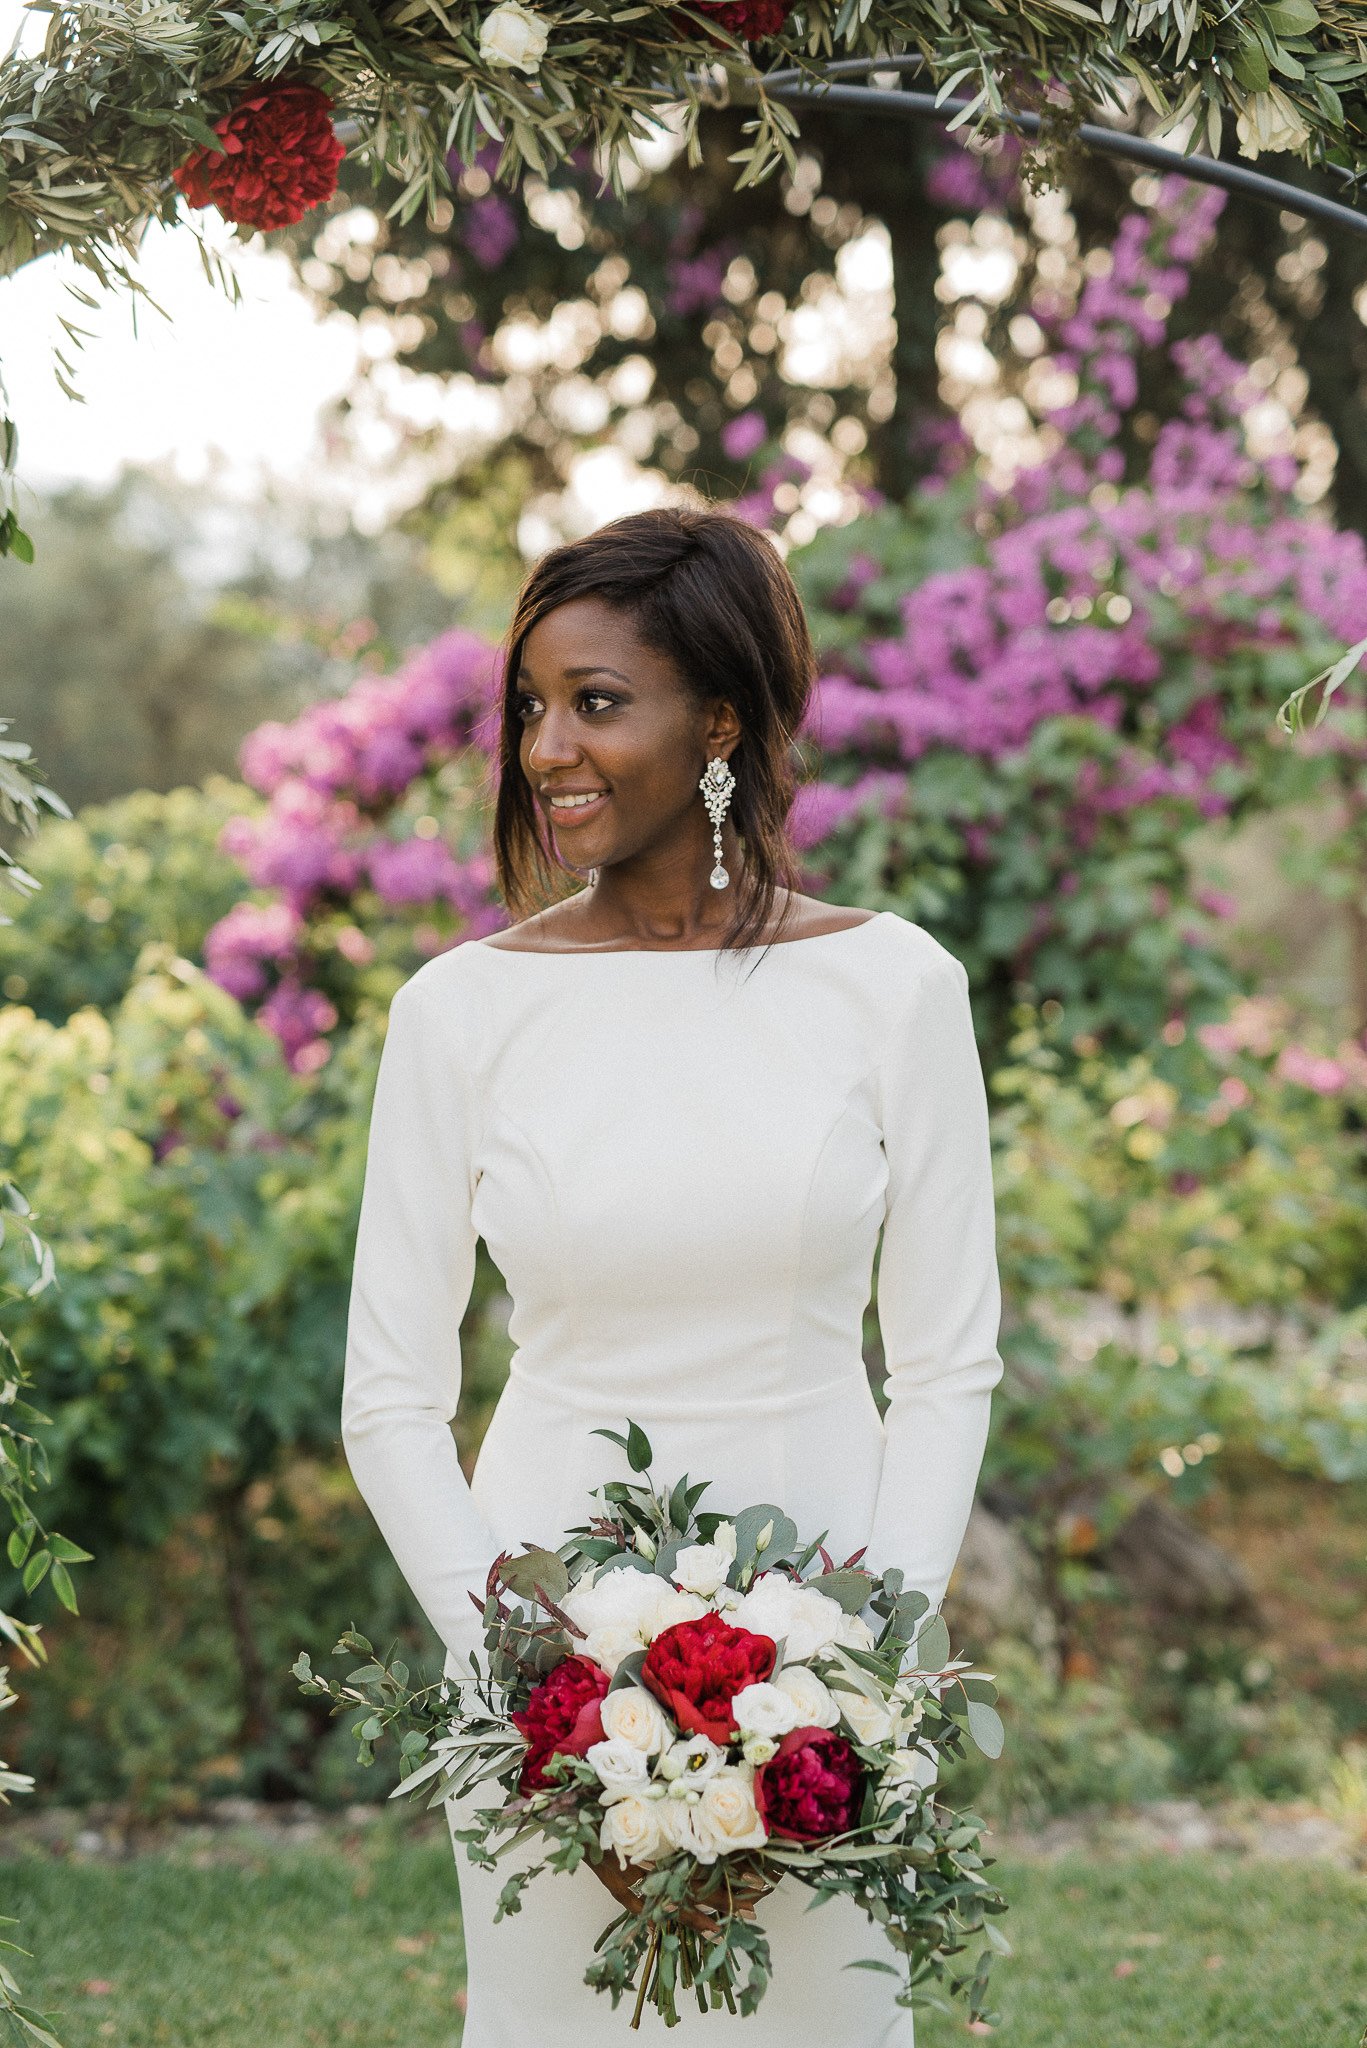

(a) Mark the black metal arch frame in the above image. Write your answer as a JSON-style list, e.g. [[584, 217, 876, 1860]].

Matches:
[[753, 56, 1367, 242]]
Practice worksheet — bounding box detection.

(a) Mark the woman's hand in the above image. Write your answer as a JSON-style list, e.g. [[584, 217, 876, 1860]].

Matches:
[[590, 1854, 770, 1932]]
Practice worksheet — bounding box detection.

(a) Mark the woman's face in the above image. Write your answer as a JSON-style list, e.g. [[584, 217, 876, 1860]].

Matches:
[[514, 596, 738, 878]]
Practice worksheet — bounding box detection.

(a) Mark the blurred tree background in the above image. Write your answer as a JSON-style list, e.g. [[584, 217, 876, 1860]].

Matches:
[[1, 105, 1364, 1832]]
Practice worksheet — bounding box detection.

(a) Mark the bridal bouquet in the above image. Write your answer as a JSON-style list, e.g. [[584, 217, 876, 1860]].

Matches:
[[296, 1422, 1009, 2028]]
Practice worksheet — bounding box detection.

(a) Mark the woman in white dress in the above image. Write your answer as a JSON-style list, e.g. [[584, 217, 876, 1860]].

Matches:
[[340, 505, 1004, 2045]]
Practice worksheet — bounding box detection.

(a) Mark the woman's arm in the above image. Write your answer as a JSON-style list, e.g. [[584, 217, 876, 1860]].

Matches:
[[866, 947, 1004, 1615], [341, 968, 501, 1674]]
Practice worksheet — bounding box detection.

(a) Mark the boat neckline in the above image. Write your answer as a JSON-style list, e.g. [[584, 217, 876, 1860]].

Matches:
[[474, 909, 896, 958]]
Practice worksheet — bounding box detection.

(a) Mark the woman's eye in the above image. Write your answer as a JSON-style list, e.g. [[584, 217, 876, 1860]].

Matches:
[[514, 693, 541, 720], [581, 690, 618, 714]]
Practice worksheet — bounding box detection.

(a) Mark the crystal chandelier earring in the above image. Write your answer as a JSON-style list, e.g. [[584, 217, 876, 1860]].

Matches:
[[699, 756, 737, 891]]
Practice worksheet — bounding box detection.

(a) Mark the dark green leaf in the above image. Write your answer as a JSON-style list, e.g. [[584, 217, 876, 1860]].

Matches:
[[625, 1420, 653, 1472]]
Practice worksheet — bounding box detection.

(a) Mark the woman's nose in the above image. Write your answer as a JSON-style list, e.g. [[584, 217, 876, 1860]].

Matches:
[[526, 708, 583, 771]]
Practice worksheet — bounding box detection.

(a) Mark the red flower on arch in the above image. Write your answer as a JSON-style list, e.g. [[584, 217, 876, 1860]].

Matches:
[[692, 0, 793, 38], [173, 81, 346, 232]]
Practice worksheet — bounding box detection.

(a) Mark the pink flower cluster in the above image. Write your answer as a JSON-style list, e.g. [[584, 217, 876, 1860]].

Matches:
[[1196, 995, 1367, 1098], [205, 628, 504, 1068]]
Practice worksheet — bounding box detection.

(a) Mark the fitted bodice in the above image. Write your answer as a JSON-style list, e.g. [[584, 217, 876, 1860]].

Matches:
[[341, 909, 1004, 1675], [472, 929, 892, 1418]]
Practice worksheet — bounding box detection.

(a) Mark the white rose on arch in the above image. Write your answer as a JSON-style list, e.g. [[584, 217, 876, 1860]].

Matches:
[[1235, 86, 1311, 161], [478, 1, 550, 73]]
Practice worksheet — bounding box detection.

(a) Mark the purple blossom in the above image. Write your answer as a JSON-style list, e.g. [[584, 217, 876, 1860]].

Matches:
[[461, 192, 519, 271], [258, 979, 339, 1073], [924, 135, 1021, 214], [721, 411, 768, 462], [666, 246, 730, 318], [203, 899, 304, 1001], [366, 834, 466, 906]]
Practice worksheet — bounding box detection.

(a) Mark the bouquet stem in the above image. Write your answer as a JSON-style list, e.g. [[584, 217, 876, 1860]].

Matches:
[[630, 1923, 661, 2031]]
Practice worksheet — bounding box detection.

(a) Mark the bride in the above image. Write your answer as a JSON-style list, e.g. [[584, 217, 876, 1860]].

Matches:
[[340, 501, 1004, 2044]]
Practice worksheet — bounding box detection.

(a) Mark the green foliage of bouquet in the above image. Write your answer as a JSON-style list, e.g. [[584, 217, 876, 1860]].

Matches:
[[298, 1422, 1009, 2029]]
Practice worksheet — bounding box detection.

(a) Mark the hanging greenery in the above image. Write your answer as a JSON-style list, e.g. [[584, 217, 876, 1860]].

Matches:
[[1, 0, 1366, 556]]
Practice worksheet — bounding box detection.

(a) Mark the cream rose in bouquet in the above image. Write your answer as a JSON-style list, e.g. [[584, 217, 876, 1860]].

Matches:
[[297, 1421, 1009, 2028]]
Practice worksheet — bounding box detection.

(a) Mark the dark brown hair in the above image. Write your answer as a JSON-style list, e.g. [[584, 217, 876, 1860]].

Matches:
[[492, 504, 816, 952]]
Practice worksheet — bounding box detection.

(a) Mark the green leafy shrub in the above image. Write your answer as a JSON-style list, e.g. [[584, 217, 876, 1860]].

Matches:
[[0, 779, 256, 1025]]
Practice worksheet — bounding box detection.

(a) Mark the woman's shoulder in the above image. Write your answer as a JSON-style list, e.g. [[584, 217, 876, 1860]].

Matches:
[[860, 909, 969, 982], [794, 904, 968, 989]]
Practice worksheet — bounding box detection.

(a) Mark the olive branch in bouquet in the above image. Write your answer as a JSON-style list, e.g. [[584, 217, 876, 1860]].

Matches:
[[296, 1417, 1009, 2027]]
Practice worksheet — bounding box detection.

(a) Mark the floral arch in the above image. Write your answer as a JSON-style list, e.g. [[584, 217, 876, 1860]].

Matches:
[[2, 0, 1367, 553]]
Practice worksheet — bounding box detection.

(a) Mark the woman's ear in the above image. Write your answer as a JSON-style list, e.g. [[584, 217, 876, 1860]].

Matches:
[[704, 700, 742, 758]]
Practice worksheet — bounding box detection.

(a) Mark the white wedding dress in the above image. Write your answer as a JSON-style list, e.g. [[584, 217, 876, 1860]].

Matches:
[[341, 908, 1004, 2045]]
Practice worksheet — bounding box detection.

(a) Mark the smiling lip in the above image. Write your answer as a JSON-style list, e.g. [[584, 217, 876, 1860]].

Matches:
[[544, 790, 609, 827]]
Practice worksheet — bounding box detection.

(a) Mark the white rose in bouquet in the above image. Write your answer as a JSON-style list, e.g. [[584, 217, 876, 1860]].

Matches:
[[839, 1685, 894, 1745], [600, 1794, 666, 1869], [874, 1743, 935, 1824], [772, 1663, 840, 1728], [690, 1767, 768, 1862], [833, 1610, 877, 1654], [732, 1576, 845, 1662], [672, 1521, 737, 1598], [600, 1684, 670, 1755], [586, 1738, 653, 1803], [891, 1684, 927, 1743], [477, 0, 549, 72], [731, 1681, 801, 1741], [581, 1625, 646, 1677], [657, 1796, 708, 1859], [565, 1566, 706, 1650]]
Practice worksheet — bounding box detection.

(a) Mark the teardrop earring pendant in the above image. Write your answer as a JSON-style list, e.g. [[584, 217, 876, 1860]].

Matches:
[[699, 756, 736, 891]]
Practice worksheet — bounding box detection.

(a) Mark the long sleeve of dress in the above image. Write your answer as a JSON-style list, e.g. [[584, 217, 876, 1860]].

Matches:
[[341, 969, 501, 1674], [866, 948, 1004, 1616]]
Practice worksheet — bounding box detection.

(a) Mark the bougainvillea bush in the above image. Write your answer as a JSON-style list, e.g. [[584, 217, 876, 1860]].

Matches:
[[793, 176, 1367, 1058]]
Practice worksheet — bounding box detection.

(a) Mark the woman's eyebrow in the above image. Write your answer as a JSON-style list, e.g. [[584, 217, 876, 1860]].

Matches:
[[516, 664, 634, 687]]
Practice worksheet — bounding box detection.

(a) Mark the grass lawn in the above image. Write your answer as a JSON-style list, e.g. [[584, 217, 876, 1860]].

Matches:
[[9, 1815, 1366, 2046]]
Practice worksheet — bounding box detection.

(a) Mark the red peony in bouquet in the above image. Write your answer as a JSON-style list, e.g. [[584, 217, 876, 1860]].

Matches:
[[298, 1421, 1009, 2028]]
